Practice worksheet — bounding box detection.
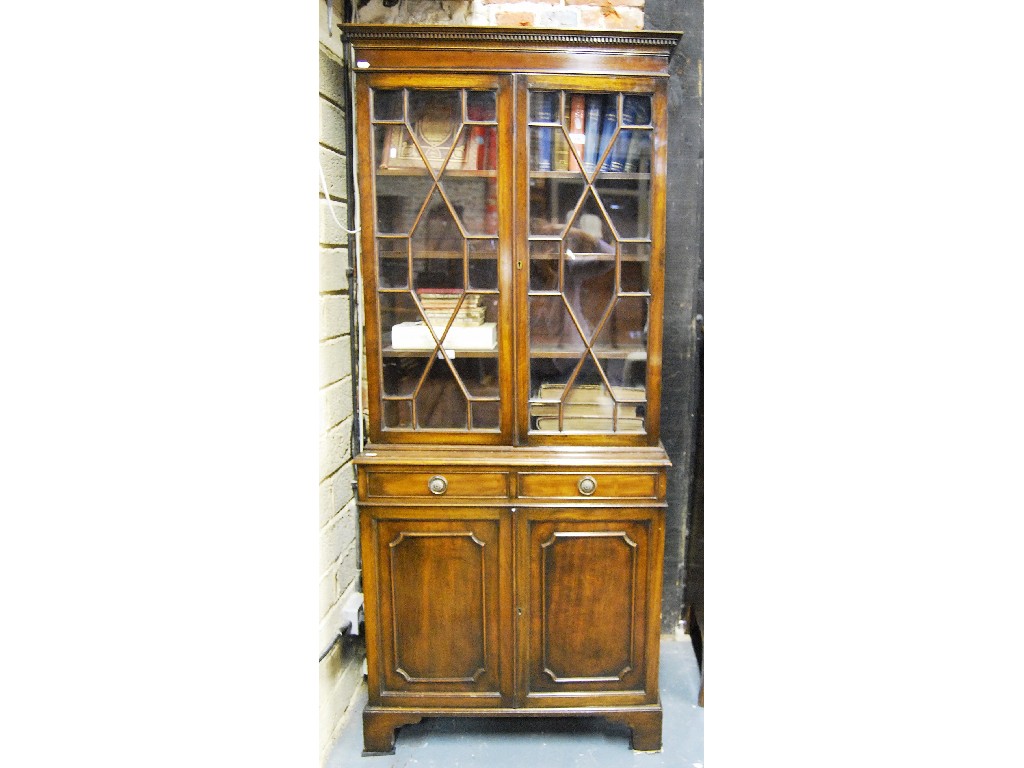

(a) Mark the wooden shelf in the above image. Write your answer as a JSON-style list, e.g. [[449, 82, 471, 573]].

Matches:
[[383, 346, 499, 358], [530, 171, 650, 181], [529, 345, 647, 360], [377, 168, 497, 178], [378, 251, 498, 260], [529, 253, 650, 263]]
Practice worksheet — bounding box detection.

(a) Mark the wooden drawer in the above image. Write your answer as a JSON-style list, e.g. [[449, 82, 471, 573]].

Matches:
[[365, 471, 510, 499], [517, 471, 661, 500]]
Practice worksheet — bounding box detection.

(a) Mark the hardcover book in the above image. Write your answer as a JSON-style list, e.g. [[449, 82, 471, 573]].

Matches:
[[597, 97, 619, 172], [583, 95, 604, 174], [567, 94, 586, 173], [391, 98, 465, 170], [536, 92, 554, 172]]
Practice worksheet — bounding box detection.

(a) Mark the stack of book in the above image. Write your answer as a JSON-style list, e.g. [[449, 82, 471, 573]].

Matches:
[[390, 289, 497, 350], [530, 383, 645, 431], [418, 289, 485, 329]]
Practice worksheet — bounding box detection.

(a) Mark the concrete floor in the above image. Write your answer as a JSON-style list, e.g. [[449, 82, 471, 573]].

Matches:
[[325, 636, 704, 768]]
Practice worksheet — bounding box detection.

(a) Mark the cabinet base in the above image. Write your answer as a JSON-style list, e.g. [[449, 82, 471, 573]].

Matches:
[[362, 703, 663, 755]]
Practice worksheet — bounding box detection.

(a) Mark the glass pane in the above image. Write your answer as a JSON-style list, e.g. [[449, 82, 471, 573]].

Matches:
[[620, 243, 651, 293], [377, 237, 408, 289], [375, 161, 433, 235], [593, 295, 648, 353], [622, 95, 651, 126], [595, 171, 651, 239], [416, 361, 468, 429], [382, 291, 428, 348], [529, 239, 560, 292], [373, 89, 404, 121], [467, 90, 496, 122], [444, 174, 497, 236], [459, 356, 499, 398], [562, 93, 587, 173], [383, 399, 413, 429], [530, 176, 579, 237], [468, 239, 498, 291], [382, 355, 429, 397], [472, 401, 500, 430]]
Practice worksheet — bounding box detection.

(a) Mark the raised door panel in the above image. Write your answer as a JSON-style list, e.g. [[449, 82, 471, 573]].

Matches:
[[517, 508, 661, 706], [369, 511, 511, 705]]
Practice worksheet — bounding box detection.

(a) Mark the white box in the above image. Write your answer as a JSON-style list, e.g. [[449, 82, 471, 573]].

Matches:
[[391, 321, 497, 351]]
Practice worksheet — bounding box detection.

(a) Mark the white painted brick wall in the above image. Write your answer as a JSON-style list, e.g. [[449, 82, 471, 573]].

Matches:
[[319, 337, 352, 388], [320, 247, 347, 293], [320, 294, 351, 341], [322, 377, 354, 432], [320, 39, 361, 767], [319, 147, 348, 200], [320, 99, 347, 154], [320, 417, 353, 483], [319, 199, 349, 247]]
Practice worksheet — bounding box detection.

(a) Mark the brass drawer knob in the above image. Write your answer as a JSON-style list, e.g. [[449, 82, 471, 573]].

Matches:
[[577, 475, 597, 496], [428, 475, 448, 495]]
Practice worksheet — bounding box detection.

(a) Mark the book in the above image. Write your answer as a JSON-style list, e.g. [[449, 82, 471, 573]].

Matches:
[[536, 92, 554, 172], [553, 130, 569, 171], [537, 382, 646, 403], [391, 321, 497, 350], [567, 94, 586, 173], [379, 125, 400, 169], [392, 98, 464, 170], [535, 416, 644, 432], [608, 97, 641, 172], [582, 95, 604, 174], [529, 401, 638, 418], [484, 125, 497, 171], [460, 125, 483, 170], [597, 97, 618, 172], [623, 131, 649, 174]]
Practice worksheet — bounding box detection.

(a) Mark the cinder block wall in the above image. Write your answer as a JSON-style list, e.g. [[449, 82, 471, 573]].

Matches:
[[319, 5, 360, 764]]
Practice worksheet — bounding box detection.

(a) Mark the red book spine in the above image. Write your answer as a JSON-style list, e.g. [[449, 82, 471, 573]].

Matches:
[[568, 94, 585, 173]]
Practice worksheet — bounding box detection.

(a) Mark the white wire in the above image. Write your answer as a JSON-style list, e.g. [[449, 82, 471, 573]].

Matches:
[[319, 160, 360, 235]]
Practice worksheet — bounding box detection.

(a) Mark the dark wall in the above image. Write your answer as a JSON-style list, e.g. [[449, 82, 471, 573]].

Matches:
[[645, 0, 704, 631]]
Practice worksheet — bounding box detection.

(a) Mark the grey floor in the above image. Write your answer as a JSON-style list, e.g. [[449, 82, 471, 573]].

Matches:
[[326, 636, 704, 768]]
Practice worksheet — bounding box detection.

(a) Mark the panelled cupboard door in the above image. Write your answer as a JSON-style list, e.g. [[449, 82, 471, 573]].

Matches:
[[355, 72, 516, 445], [367, 509, 513, 706], [516, 508, 664, 707]]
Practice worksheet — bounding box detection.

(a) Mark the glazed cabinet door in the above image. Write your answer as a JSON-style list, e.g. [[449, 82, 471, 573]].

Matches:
[[361, 507, 514, 708], [354, 73, 515, 445], [515, 507, 665, 707], [515, 75, 668, 446]]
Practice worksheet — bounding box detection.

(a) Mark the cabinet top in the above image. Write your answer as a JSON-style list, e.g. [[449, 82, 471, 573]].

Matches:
[[354, 443, 672, 468], [341, 24, 681, 75]]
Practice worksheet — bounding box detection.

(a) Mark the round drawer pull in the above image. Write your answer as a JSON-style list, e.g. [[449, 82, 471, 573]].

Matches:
[[427, 475, 448, 495], [577, 475, 597, 496]]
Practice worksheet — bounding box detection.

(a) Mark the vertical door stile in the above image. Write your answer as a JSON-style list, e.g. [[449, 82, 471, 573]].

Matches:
[[513, 74, 531, 444]]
